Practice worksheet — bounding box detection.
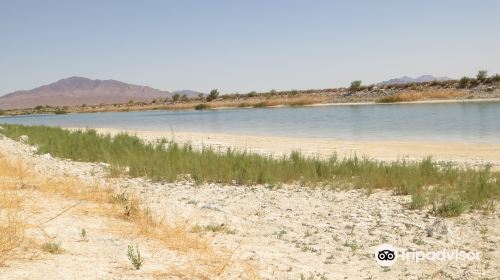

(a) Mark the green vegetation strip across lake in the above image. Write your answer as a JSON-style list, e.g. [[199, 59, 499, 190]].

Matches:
[[1, 124, 499, 217]]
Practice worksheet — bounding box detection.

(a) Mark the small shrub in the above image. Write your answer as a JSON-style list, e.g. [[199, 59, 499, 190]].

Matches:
[[203, 223, 236, 234], [458, 77, 471, 88], [477, 70, 488, 81], [253, 101, 268, 108], [127, 244, 145, 270], [181, 94, 189, 102], [54, 108, 67, 115], [409, 193, 426, 209], [207, 89, 219, 102], [247, 91, 257, 97], [194, 103, 209, 110], [349, 80, 362, 91], [42, 241, 63, 254], [433, 197, 468, 217], [172, 93, 180, 102], [80, 229, 88, 242], [377, 95, 407, 103]]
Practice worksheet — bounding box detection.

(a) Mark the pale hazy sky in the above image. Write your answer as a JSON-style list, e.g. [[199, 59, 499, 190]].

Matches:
[[1, 0, 499, 95]]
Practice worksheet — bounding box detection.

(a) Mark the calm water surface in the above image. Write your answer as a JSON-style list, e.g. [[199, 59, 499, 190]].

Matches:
[[1, 102, 500, 143]]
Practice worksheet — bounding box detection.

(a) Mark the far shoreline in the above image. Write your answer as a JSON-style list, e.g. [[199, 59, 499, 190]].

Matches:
[[2, 96, 500, 117]]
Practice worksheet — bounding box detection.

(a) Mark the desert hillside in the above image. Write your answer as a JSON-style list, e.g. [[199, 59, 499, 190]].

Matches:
[[0, 77, 174, 109]]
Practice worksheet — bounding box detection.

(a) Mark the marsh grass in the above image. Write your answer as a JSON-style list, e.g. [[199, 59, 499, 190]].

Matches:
[[2, 124, 499, 216]]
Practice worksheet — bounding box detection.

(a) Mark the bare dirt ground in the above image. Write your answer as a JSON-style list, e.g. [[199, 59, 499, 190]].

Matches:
[[0, 135, 499, 279]]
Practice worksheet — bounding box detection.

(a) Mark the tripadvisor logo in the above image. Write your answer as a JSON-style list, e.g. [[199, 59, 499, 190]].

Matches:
[[374, 243, 481, 266], [375, 244, 397, 266]]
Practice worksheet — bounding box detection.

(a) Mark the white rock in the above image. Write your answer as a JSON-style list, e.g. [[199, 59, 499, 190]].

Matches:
[[98, 162, 110, 168], [19, 135, 29, 143], [40, 153, 52, 159], [426, 219, 450, 237]]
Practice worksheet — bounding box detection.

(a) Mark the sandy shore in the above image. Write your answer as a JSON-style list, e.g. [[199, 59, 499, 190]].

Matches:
[[1, 132, 499, 279], [88, 128, 500, 168]]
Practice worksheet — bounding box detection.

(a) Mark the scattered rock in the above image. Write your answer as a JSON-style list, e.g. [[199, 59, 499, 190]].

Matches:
[[426, 219, 450, 237], [200, 203, 222, 212], [19, 135, 29, 143], [98, 162, 110, 168], [40, 153, 52, 159]]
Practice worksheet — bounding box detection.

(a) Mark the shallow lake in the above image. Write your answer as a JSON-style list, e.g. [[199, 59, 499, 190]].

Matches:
[[2, 101, 500, 143]]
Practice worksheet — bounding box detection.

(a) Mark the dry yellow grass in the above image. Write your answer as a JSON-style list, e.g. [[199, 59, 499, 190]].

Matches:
[[0, 154, 257, 278], [0, 155, 32, 265], [0, 190, 26, 265], [377, 89, 465, 103]]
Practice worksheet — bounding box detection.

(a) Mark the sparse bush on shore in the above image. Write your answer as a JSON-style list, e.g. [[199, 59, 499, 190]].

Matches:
[[194, 103, 209, 110], [207, 89, 219, 102], [253, 101, 268, 108], [172, 94, 180, 102], [477, 70, 488, 81], [458, 77, 471, 88], [1, 124, 499, 216], [349, 80, 362, 91], [54, 108, 67, 115]]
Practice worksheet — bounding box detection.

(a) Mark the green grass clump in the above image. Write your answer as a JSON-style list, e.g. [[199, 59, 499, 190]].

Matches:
[[42, 241, 64, 254], [376, 95, 406, 103], [253, 101, 268, 108], [127, 244, 145, 270], [1, 124, 499, 216], [194, 103, 209, 110]]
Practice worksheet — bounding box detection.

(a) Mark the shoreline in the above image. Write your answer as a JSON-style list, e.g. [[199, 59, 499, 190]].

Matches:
[[304, 97, 500, 108], [85, 128, 500, 168], [2, 95, 500, 116], [1, 126, 499, 279]]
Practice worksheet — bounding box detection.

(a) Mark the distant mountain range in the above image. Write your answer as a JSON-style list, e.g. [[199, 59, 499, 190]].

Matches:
[[377, 75, 453, 85], [0, 75, 455, 110], [0, 77, 202, 110]]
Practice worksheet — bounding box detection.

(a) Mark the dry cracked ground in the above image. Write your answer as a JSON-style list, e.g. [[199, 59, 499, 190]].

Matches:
[[0, 134, 498, 279]]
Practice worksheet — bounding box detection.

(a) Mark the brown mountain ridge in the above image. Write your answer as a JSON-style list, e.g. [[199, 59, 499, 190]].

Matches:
[[0, 77, 196, 109]]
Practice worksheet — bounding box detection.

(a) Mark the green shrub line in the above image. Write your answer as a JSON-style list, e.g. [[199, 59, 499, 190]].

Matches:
[[1, 124, 499, 216]]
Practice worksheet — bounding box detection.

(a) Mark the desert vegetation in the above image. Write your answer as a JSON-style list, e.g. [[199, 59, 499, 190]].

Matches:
[[0, 149, 254, 278], [376, 89, 465, 103], [349, 80, 362, 91], [2, 124, 499, 217]]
